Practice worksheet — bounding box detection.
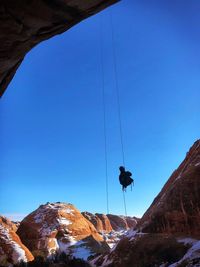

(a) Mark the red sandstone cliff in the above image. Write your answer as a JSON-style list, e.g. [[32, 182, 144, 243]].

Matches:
[[92, 140, 200, 267], [82, 212, 112, 233], [82, 212, 139, 233], [17, 202, 109, 260], [0, 216, 34, 266], [138, 139, 200, 236]]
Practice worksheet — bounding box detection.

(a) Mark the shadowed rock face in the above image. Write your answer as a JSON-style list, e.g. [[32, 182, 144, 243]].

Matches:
[[82, 212, 139, 233], [107, 214, 138, 231], [82, 212, 112, 233], [138, 140, 200, 237], [93, 233, 189, 267], [0, 0, 118, 97]]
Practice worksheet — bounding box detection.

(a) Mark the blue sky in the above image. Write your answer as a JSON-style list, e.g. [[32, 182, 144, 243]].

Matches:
[[1, 0, 200, 221]]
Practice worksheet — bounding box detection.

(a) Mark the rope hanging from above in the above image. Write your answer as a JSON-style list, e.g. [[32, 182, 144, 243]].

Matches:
[[110, 11, 126, 168], [110, 11, 129, 216], [99, 15, 109, 215], [99, 11, 134, 217]]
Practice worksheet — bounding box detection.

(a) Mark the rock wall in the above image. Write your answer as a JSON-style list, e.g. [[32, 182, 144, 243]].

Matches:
[[137, 140, 200, 237], [0, 216, 34, 266], [107, 214, 138, 231], [0, 0, 118, 97], [82, 212, 139, 233], [91, 140, 200, 267]]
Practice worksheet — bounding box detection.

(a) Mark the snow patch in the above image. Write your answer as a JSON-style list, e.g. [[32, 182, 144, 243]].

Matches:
[[57, 236, 77, 252], [126, 229, 137, 239], [11, 243, 27, 263], [178, 238, 197, 245], [57, 238, 93, 260], [100, 230, 127, 249], [57, 217, 72, 226], [65, 208, 74, 214], [168, 239, 200, 267], [0, 225, 27, 263]]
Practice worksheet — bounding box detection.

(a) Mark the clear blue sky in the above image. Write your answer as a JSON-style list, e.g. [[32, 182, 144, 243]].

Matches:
[[1, 0, 200, 221]]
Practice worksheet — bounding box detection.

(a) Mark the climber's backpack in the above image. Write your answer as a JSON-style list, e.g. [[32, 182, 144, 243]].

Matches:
[[124, 171, 133, 186]]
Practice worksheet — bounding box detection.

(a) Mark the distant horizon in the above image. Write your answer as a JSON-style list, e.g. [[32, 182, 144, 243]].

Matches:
[[2, 201, 144, 222], [1, 138, 200, 222], [2, 137, 199, 222]]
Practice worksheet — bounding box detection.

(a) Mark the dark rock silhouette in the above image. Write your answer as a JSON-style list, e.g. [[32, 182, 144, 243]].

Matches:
[[0, 0, 118, 97]]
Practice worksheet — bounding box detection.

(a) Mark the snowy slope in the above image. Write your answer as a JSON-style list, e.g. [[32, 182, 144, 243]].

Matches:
[[0, 216, 34, 266]]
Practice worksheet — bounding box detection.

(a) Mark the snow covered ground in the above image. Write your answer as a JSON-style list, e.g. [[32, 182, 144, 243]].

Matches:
[[168, 238, 200, 267], [0, 224, 28, 264], [100, 229, 128, 249]]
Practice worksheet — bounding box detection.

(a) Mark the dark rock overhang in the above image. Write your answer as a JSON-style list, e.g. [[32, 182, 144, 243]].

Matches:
[[0, 0, 119, 97]]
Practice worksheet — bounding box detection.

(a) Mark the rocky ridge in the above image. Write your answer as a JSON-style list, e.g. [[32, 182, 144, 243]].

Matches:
[[138, 139, 200, 236], [107, 214, 138, 231], [82, 212, 139, 249], [82, 212, 138, 234], [82, 212, 113, 234], [0, 203, 139, 266]]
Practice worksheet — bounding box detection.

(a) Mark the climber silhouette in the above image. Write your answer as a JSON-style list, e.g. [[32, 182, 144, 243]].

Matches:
[[119, 166, 134, 191]]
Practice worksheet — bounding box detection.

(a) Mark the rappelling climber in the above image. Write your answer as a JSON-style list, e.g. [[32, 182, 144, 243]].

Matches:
[[119, 166, 134, 191]]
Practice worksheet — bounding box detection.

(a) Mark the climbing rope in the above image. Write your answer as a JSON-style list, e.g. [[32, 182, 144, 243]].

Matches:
[[110, 11, 126, 168], [99, 11, 128, 216], [99, 16, 109, 215], [110, 11, 128, 216], [123, 190, 127, 216]]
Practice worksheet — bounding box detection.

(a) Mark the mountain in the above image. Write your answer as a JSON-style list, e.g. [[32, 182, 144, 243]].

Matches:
[[0, 216, 34, 266], [107, 214, 138, 231], [3, 140, 199, 266], [82, 212, 138, 234], [82, 212, 113, 234], [16, 202, 110, 260], [0, 203, 139, 266], [138, 139, 200, 236], [92, 140, 200, 267], [82, 212, 139, 249]]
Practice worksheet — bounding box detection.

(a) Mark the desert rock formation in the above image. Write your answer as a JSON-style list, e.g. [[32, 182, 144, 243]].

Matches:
[[17, 202, 109, 259], [0, 216, 34, 266]]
